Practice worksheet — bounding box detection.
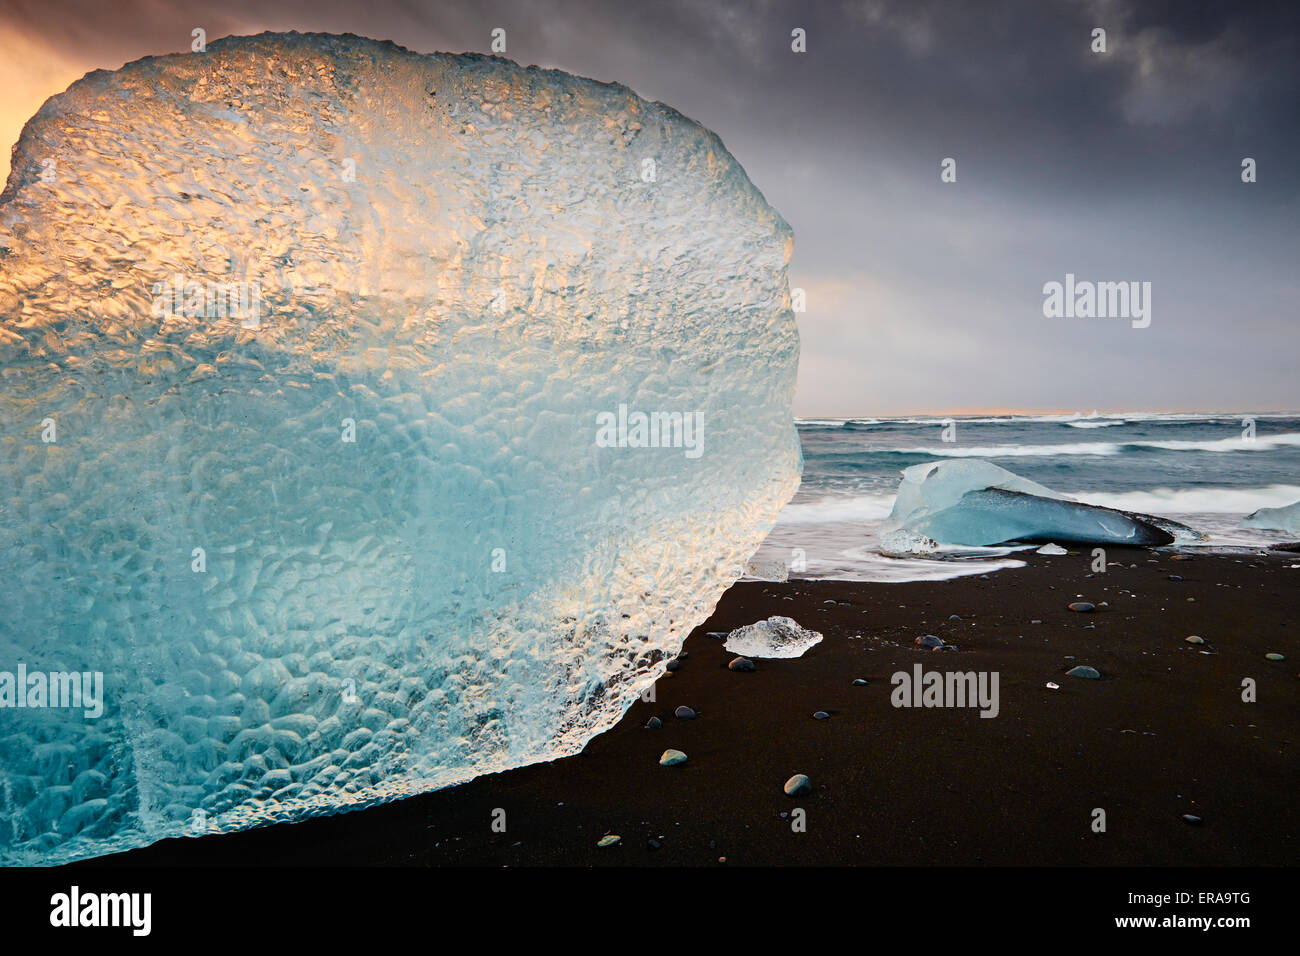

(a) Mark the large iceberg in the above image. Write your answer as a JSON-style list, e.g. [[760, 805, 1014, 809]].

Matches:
[[0, 33, 801, 864], [882, 461, 1199, 547]]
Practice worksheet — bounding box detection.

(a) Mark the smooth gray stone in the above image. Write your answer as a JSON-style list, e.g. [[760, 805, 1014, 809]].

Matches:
[[783, 773, 812, 796]]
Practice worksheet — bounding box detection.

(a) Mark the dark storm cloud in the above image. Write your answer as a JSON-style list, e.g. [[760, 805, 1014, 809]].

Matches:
[[2, 0, 1296, 413]]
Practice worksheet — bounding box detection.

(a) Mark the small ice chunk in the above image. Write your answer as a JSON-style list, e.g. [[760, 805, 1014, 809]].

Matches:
[[1036, 543, 1068, 555], [1241, 499, 1300, 534], [880, 528, 939, 556], [745, 559, 790, 582], [724, 616, 823, 659]]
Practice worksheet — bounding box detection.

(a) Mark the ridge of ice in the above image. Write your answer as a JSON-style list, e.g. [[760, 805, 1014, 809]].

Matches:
[[0, 33, 800, 864], [883, 460, 1201, 547]]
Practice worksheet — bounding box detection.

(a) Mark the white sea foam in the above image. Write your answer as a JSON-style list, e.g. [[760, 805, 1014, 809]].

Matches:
[[795, 412, 1299, 427], [887, 433, 1300, 458], [776, 493, 897, 524], [890, 441, 1125, 457], [1068, 484, 1300, 515]]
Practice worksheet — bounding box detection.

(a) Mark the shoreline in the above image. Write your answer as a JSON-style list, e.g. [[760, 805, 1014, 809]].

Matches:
[[86, 548, 1298, 867]]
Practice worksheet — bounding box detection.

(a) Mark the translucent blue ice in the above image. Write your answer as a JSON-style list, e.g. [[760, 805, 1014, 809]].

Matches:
[[883, 461, 1199, 547], [1241, 499, 1300, 534], [0, 34, 800, 864]]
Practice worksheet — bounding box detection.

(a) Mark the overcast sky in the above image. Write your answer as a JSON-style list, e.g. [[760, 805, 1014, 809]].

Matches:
[[2, 0, 1296, 415]]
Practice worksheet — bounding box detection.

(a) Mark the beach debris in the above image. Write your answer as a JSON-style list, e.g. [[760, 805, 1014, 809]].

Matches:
[[674, 705, 696, 719], [1265, 653, 1285, 661], [728, 657, 755, 672], [659, 749, 688, 766], [1036, 543, 1068, 555], [1066, 665, 1101, 679], [1045, 682, 1060, 690], [812, 711, 830, 720], [644, 716, 662, 729], [1184, 636, 1205, 645], [1068, 602, 1096, 613], [783, 773, 812, 796], [940, 644, 958, 652], [724, 616, 823, 659], [597, 834, 621, 847], [916, 634, 944, 649]]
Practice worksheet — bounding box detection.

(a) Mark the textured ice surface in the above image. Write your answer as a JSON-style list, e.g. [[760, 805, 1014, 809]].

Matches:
[[884, 461, 1199, 547], [1241, 499, 1300, 534], [0, 33, 800, 864], [723, 617, 822, 659], [743, 559, 789, 582], [879, 528, 939, 556]]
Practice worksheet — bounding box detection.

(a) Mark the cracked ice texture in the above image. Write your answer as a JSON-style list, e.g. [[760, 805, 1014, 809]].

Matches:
[[0, 33, 800, 864]]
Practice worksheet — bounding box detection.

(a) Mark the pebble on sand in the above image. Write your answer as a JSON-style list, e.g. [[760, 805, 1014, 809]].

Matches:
[[1068, 602, 1096, 613], [812, 711, 830, 720], [674, 705, 696, 719], [1184, 636, 1205, 645], [597, 834, 621, 846], [1182, 814, 1203, 825], [659, 749, 688, 766], [916, 634, 944, 649], [784, 774, 812, 796], [852, 678, 868, 686], [1066, 665, 1101, 679], [728, 657, 755, 672], [644, 716, 662, 729], [1265, 653, 1285, 661]]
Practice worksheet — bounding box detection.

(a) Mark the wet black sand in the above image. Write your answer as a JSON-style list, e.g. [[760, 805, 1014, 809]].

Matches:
[[87, 548, 1299, 867]]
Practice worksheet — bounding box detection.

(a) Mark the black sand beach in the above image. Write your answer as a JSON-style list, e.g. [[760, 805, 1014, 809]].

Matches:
[[87, 548, 1298, 868]]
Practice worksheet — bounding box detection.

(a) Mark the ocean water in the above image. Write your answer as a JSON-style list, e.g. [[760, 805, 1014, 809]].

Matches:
[[751, 413, 1300, 582]]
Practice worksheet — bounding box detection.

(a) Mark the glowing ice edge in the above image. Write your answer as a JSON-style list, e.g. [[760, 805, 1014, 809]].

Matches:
[[0, 33, 800, 864]]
